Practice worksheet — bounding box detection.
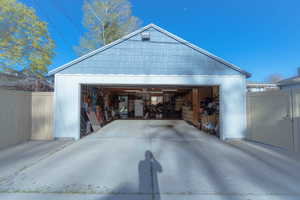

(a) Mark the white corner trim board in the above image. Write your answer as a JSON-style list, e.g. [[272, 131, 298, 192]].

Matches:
[[54, 74, 247, 140]]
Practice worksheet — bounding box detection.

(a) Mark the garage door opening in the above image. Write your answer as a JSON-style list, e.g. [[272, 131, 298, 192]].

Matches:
[[80, 85, 220, 138]]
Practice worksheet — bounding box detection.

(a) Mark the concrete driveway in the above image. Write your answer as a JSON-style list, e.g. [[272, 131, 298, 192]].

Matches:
[[1, 120, 300, 200]]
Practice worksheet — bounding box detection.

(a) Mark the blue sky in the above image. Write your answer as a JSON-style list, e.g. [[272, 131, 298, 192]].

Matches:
[[21, 0, 300, 81]]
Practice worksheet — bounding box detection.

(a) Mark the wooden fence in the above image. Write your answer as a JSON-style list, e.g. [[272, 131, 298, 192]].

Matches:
[[2, 88, 300, 152], [0, 89, 53, 149], [31, 92, 53, 140], [247, 89, 300, 152]]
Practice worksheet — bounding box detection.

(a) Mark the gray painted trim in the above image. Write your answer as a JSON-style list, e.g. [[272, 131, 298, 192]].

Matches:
[[48, 24, 251, 77]]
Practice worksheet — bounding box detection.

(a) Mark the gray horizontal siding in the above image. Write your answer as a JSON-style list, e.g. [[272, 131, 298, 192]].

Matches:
[[59, 28, 241, 76]]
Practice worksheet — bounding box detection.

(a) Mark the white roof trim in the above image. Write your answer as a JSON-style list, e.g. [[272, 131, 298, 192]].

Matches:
[[48, 24, 251, 77], [55, 74, 244, 78], [247, 83, 278, 87]]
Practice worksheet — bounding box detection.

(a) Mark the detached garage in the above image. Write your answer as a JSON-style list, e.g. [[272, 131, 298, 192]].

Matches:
[[49, 24, 250, 140]]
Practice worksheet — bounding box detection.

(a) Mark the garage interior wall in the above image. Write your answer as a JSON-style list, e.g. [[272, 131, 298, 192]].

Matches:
[[54, 74, 247, 140]]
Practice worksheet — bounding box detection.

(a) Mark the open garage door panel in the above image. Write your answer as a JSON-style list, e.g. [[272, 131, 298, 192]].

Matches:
[[80, 85, 219, 138]]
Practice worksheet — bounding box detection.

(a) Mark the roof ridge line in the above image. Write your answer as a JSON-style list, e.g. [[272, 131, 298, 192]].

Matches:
[[48, 23, 251, 77]]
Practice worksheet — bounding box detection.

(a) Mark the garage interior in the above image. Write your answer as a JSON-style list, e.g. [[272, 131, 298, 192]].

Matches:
[[80, 84, 220, 138]]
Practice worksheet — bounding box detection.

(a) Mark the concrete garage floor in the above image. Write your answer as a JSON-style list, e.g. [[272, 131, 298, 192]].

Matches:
[[1, 120, 300, 200]]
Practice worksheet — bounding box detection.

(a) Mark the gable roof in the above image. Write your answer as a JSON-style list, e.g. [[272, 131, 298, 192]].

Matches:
[[278, 75, 300, 86], [48, 24, 251, 77]]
